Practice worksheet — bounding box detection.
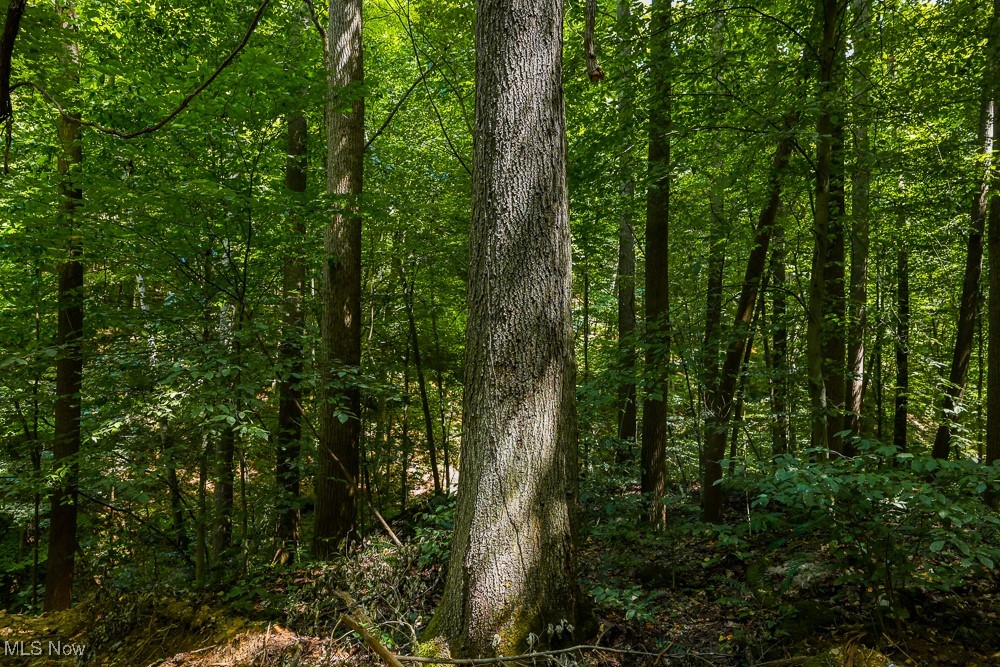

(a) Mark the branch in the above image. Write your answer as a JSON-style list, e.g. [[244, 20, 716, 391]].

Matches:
[[339, 614, 406, 667], [10, 0, 271, 138], [365, 64, 436, 150], [0, 0, 26, 123]]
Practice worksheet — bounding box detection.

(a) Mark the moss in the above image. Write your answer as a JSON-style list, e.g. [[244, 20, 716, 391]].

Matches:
[[803, 645, 893, 667], [414, 637, 451, 667]]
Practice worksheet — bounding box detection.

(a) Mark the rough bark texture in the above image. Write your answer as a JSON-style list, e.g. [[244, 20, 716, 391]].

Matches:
[[425, 0, 583, 655], [893, 244, 909, 451], [846, 0, 871, 441], [641, 0, 671, 523], [44, 111, 83, 612], [615, 0, 637, 446], [314, 0, 363, 555], [933, 96, 993, 459], [276, 113, 306, 561], [702, 124, 795, 524], [823, 119, 847, 452]]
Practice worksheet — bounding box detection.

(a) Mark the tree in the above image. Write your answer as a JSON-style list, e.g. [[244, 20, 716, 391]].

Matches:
[[314, 0, 364, 555], [642, 0, 671, 523], [424, 0, 584, 654], [44, 6, 83, 613]]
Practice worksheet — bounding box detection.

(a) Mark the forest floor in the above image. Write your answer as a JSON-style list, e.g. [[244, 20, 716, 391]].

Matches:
[[1, 488, 998, 666]]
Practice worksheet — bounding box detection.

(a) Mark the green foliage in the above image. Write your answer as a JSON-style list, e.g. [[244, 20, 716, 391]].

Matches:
[[726, 444, 1000, 610], [413, 495, 455, 569]]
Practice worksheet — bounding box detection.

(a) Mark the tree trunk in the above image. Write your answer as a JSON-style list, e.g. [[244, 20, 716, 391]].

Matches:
[[641, 0, 671, 524], [933, 95, 994, 459], [823, 121, 847, 452], [702, 122, 795, 523], [275, 113, 307, 562], [845, 0, 871, 442], [0, 0, 26, 122], [769, 224, 789, 456], [425, 0, 584, 654], [615, 0, 637, 446], [893, 243, 909, 451], [986, 0, 1000, 503], [44, 109, 83, 612], [314, 0, 364, 555], [806, 0, 843, 454]]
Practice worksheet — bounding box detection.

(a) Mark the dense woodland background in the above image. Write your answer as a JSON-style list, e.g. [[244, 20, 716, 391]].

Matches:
[[1, 0, 1000, 663]]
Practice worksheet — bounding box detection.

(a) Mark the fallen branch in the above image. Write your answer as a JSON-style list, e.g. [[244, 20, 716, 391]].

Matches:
[[339, 613, 406, 667]]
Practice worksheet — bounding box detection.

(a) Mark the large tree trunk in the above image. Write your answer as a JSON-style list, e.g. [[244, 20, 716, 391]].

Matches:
[[615, 0, 637, 446], [425, 0, 584, 654], [845, 0, 871, 442], [275, 113, 307, 562], [314, 0, 364, 555], [702, 122, 795, 523], [933, 95, 994, 459], [44, 111, 83, 612], [641, 0, 671, 524]]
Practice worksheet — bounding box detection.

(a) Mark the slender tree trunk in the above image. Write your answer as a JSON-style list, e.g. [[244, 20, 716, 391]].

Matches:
[[933, 96, 994, 459], [397, 261, 441, 494], [430, 300, 452, 492], [874, 261, 885, 440], [846, 0, 871, 443], [425, 0, 584, 653], [44, 105, 84, 612], [893, 242, 909, 451], [985, 0, 1000, 503], [314, 0, 364, 555], [824, 122, 847, 452], [806, 0, 843, 454], [275, 114, 307, 563], [769, 225, 789, 456], [0, 0, 26, 122], [213, 422, 235, 559], [161, 418, 187, 551], [615, 0, 637, 446], [642, 0, 671, 524], [195, 435, 209, 587], [702, 122, 795, 523]]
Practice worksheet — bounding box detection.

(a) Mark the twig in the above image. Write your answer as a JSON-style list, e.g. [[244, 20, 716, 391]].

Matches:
[[9, 0, 271, 138], [339, 613, 405, 667]]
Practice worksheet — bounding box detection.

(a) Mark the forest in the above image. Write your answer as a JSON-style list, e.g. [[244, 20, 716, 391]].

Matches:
[[0, 0, 999, 664]]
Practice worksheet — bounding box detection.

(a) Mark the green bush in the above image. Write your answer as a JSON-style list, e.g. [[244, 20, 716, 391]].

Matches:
[[725, 443, 1000, 612]]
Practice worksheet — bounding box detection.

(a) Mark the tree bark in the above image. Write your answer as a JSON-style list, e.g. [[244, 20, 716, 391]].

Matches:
[[44, 110, 83, 612], [893, 243, 909, 451], [425, 0, 584, 654], [806, 0, 843, 454], [845, 0, 871, 443], [615, 0, 637, 446], [702, 122, 795, 523], [933, 95, 994, 459], [275, 113, 307, 562], [985, 0, 1000, 502], [641, 0, 671, 524], [769, 225, 789, 456], [314, 0, 364, 555], [0, 0, 26, 122]]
